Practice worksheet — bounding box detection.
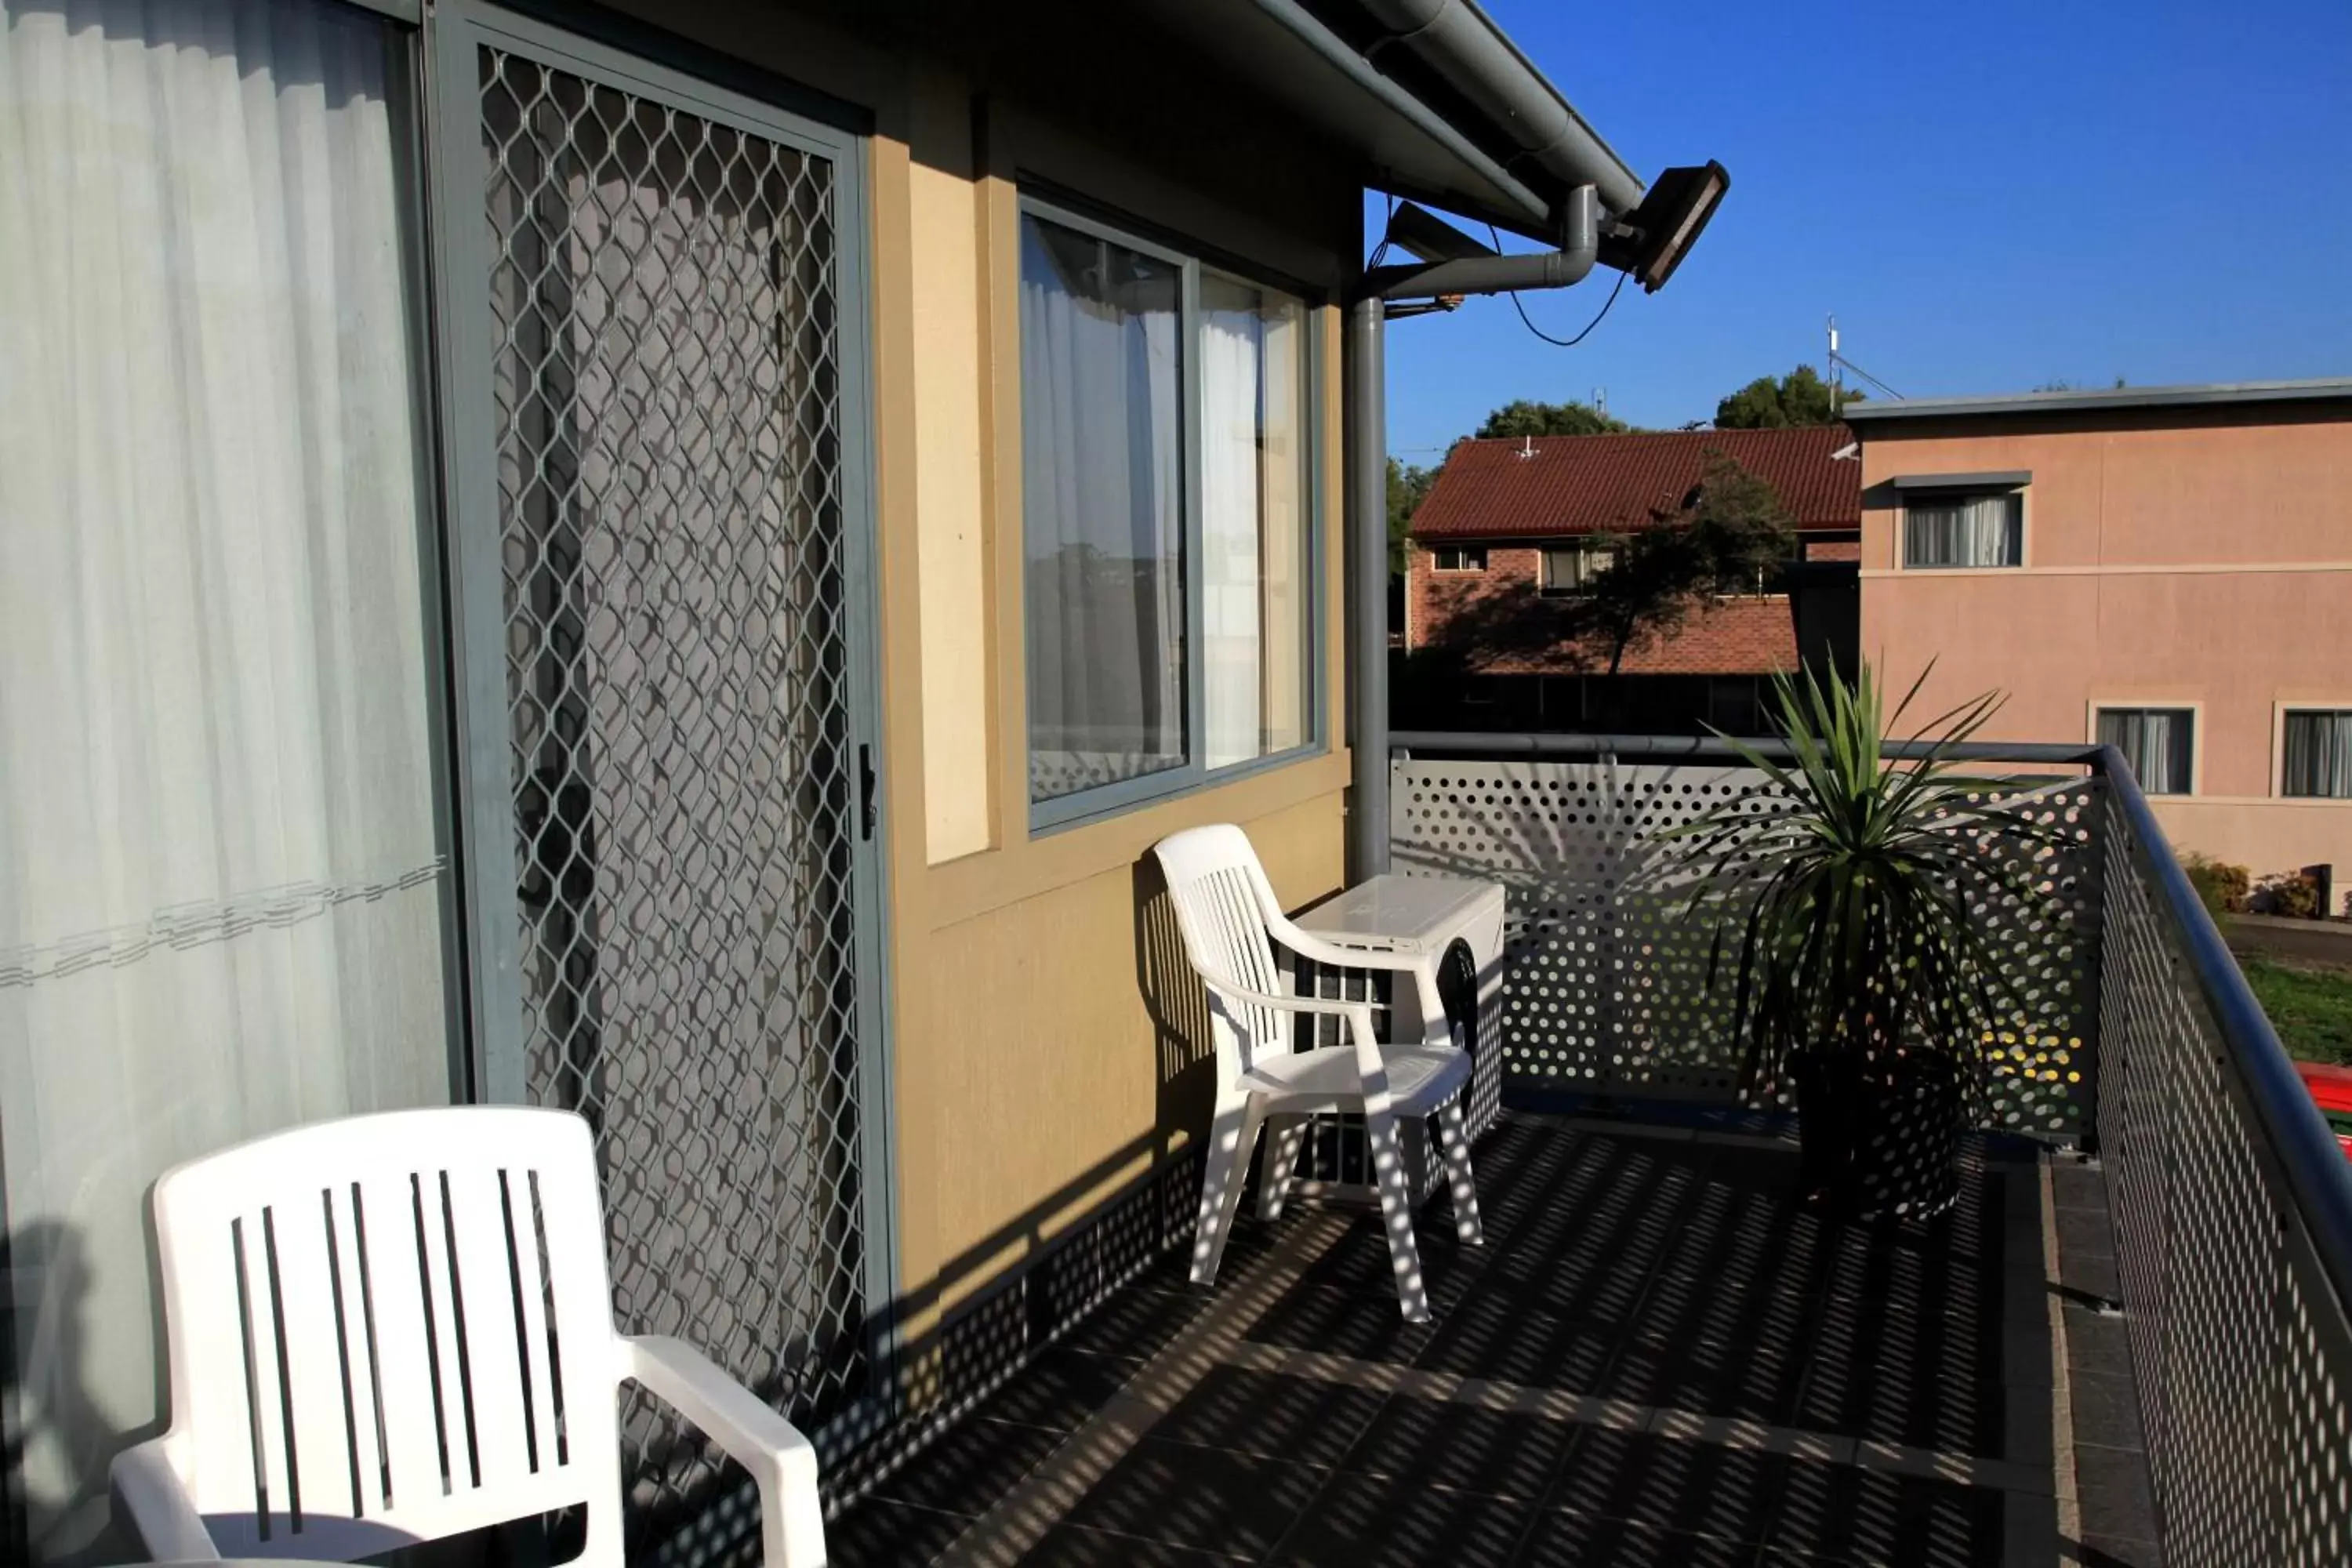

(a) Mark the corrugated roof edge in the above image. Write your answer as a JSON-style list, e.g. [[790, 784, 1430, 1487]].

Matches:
[[1844, 378, 2352, 422]]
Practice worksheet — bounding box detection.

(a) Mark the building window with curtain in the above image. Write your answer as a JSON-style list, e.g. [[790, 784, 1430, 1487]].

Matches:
[[1540, 543, 1615, 595], [2099, 707, 2197, 795], [0, 1, 456, 1558], [1019, 203, 1319, 819], [1432, 545, 1486, 572], [1904, 490, 2024, 568], [2283, 710, 2352, 798]]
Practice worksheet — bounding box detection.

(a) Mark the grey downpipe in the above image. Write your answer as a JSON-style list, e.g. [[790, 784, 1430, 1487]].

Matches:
[[1346, 293, 1390, 880], [1366, 184, 1597, 299], [1358, 0, 1645, 215]]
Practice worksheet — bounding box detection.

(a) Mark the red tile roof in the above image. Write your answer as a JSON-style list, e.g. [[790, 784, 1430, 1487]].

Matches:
[[1409, 425, 1861, 540]]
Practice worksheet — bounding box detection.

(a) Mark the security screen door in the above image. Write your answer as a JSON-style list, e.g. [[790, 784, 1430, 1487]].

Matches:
[[439, 7, 887, 1547]]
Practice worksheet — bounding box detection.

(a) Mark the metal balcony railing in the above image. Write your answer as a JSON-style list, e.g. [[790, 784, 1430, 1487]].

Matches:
[[1388, 733, 2352, 1567]]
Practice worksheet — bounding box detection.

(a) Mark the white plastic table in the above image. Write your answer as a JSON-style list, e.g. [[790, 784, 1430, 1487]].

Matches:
[[1294, 872, 1507, 1197]]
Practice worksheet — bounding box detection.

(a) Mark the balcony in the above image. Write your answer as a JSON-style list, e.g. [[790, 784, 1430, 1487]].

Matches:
[[821, 738, 2352, 1568]]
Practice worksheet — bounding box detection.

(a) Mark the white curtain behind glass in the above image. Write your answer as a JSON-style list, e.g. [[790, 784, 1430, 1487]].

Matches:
[[2099, 710, 2192, 795], [1905, 493, 2020, 566], [1020, 215, 1185, 801], [1200, 275, 1306, 771], [2285, 713, 2352, 798], [0, 1, 451, 1557]]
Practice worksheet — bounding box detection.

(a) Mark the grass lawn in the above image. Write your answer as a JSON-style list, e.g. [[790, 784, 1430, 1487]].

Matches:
[[2238, 957, 2352, 1066]]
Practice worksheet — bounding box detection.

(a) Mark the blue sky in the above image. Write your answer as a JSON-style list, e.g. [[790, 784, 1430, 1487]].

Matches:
[[1380, 0, 2352, 461]]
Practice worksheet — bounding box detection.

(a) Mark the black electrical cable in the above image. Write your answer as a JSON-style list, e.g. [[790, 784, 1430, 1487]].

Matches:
[[1489, 221, 1626, 348], [1508, 267, 1625, 348], [1367, 191, 1399, 271]]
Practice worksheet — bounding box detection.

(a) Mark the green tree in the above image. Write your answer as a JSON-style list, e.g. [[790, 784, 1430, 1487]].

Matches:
[[1714, 365, 1860, 430], [1575, 451, 1797, 673], [1388, 457, 1439, 578], [1475, 398, 1629, 439]]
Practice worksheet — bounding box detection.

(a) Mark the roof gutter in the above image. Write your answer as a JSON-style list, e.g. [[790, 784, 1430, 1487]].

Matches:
[[1356, 0, 1646, 218], [1246, 0, 1555, 234]]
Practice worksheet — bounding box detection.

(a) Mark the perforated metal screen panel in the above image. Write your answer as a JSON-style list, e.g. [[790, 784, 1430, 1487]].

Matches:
[[1388, 757, 2104, 1134], [477, 45, 869, 1546], [2096, 797, 2352, 1565]]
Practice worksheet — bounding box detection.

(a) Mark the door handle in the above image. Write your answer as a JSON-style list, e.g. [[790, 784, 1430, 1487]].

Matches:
[[859, 743, 878, 840]]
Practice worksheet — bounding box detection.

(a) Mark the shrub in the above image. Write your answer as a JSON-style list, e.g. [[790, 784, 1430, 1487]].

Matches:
[[2255, 870, 2322, 920], [2183, 853, 2251, 918]]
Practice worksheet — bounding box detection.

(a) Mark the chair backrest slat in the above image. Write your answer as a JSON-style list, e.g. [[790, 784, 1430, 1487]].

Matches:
[[1153, 825, 1295, 1080], [149, 1109, 626, 1562]]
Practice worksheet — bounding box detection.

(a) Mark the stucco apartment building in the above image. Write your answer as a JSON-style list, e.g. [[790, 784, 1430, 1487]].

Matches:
[[1847, 379, 2352, 882], [1403, 425, 1862, 731]]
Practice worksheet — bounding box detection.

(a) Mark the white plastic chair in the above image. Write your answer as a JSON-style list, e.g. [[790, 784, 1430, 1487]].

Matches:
[[112, 1107, 826, 1566], [1152, 824, 1483, 1323]]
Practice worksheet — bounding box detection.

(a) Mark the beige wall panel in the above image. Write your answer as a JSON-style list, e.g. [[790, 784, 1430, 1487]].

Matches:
[[907, 77, 995, 862], [902, 793, 1345, 1316]]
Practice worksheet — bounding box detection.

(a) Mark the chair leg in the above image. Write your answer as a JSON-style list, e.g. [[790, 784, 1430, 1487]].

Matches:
[[1437, 1098, 1484, 1246], [1364, 1108, 1430, 1323], [1192, 1096, 1267, 1287], [1258, 1113, 1307, 1221]]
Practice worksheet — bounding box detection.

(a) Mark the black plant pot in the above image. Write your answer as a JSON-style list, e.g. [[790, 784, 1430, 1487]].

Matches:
[[1791, 1048, 1966, 1221]]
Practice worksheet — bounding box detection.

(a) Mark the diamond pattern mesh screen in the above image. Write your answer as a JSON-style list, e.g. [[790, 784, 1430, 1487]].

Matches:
[[480, 47, 867, 1546], [2096, 795, 2352, 1565], [1389, 758, 2103, 1134]]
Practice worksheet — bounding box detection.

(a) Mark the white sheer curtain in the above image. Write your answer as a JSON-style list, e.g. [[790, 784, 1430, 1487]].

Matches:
[[0, 1, 451, 1557], [1020, 213, 1185, 801], [2099, 709, 2194, 795], [1904, 492, 2021, 566], [2284, 712, 2352, 799], [1200, 274, 1307, 771]]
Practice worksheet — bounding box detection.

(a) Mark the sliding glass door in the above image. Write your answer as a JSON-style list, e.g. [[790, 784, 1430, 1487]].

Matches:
[[1, 1, 887, 1560], [0, 1, 456, 1559]]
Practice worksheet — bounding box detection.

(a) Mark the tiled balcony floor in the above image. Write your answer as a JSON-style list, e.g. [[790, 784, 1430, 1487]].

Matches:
[[829, 1116, 2151, 1566]]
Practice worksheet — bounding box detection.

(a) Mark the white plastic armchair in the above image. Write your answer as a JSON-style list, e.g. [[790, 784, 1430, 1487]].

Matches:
[[111, 1107, 826, 1566], [1152, 825, 1482, 1323]]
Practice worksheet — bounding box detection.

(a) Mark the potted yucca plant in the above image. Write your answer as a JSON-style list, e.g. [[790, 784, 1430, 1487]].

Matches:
[[1667, 662, 2063, 1218]]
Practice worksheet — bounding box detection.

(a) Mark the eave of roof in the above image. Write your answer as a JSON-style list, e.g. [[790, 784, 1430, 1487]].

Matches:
[[1844, 378, 2352, 423], [1134, 0, 1643, 243]]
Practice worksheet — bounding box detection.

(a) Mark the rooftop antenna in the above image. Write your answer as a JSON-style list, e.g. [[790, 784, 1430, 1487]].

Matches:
[[1517, 434, 1536, 459], [1826, 314, 1902, 403], [1827, 315, 1842, 412]]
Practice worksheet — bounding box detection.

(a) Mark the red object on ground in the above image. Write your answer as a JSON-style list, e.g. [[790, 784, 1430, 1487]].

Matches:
[[2293, 1062, 2352, 1158]]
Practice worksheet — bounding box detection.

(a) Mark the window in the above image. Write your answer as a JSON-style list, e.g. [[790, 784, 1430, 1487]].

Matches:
[[1541, 543, 1615, 594], [2099, 708, 2196, 795], [2, 0, 457, 1550], [1904, 491, 2024, 568], [1019, 205, 1317, 817], [2283, 710, 2352, 798], [1432, 545, 1487, 572]]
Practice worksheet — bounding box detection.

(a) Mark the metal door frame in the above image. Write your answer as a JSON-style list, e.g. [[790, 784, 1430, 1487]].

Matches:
[[418, 0, 898, 1448]]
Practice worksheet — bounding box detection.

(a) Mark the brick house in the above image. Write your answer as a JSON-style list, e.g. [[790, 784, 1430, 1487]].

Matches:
[[1401, 426, 1862, 731]]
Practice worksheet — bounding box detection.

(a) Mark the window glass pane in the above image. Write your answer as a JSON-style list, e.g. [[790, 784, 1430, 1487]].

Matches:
[[1020, 213, 1185, 803], [2098, 708, 2195, 794], [0, 2, 451, 1557], [1905, 492, 2021, 567], [1200, 271, 1310, 769], [1543, 544, 1612, 592], [2285, 711, 2352, 798]]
